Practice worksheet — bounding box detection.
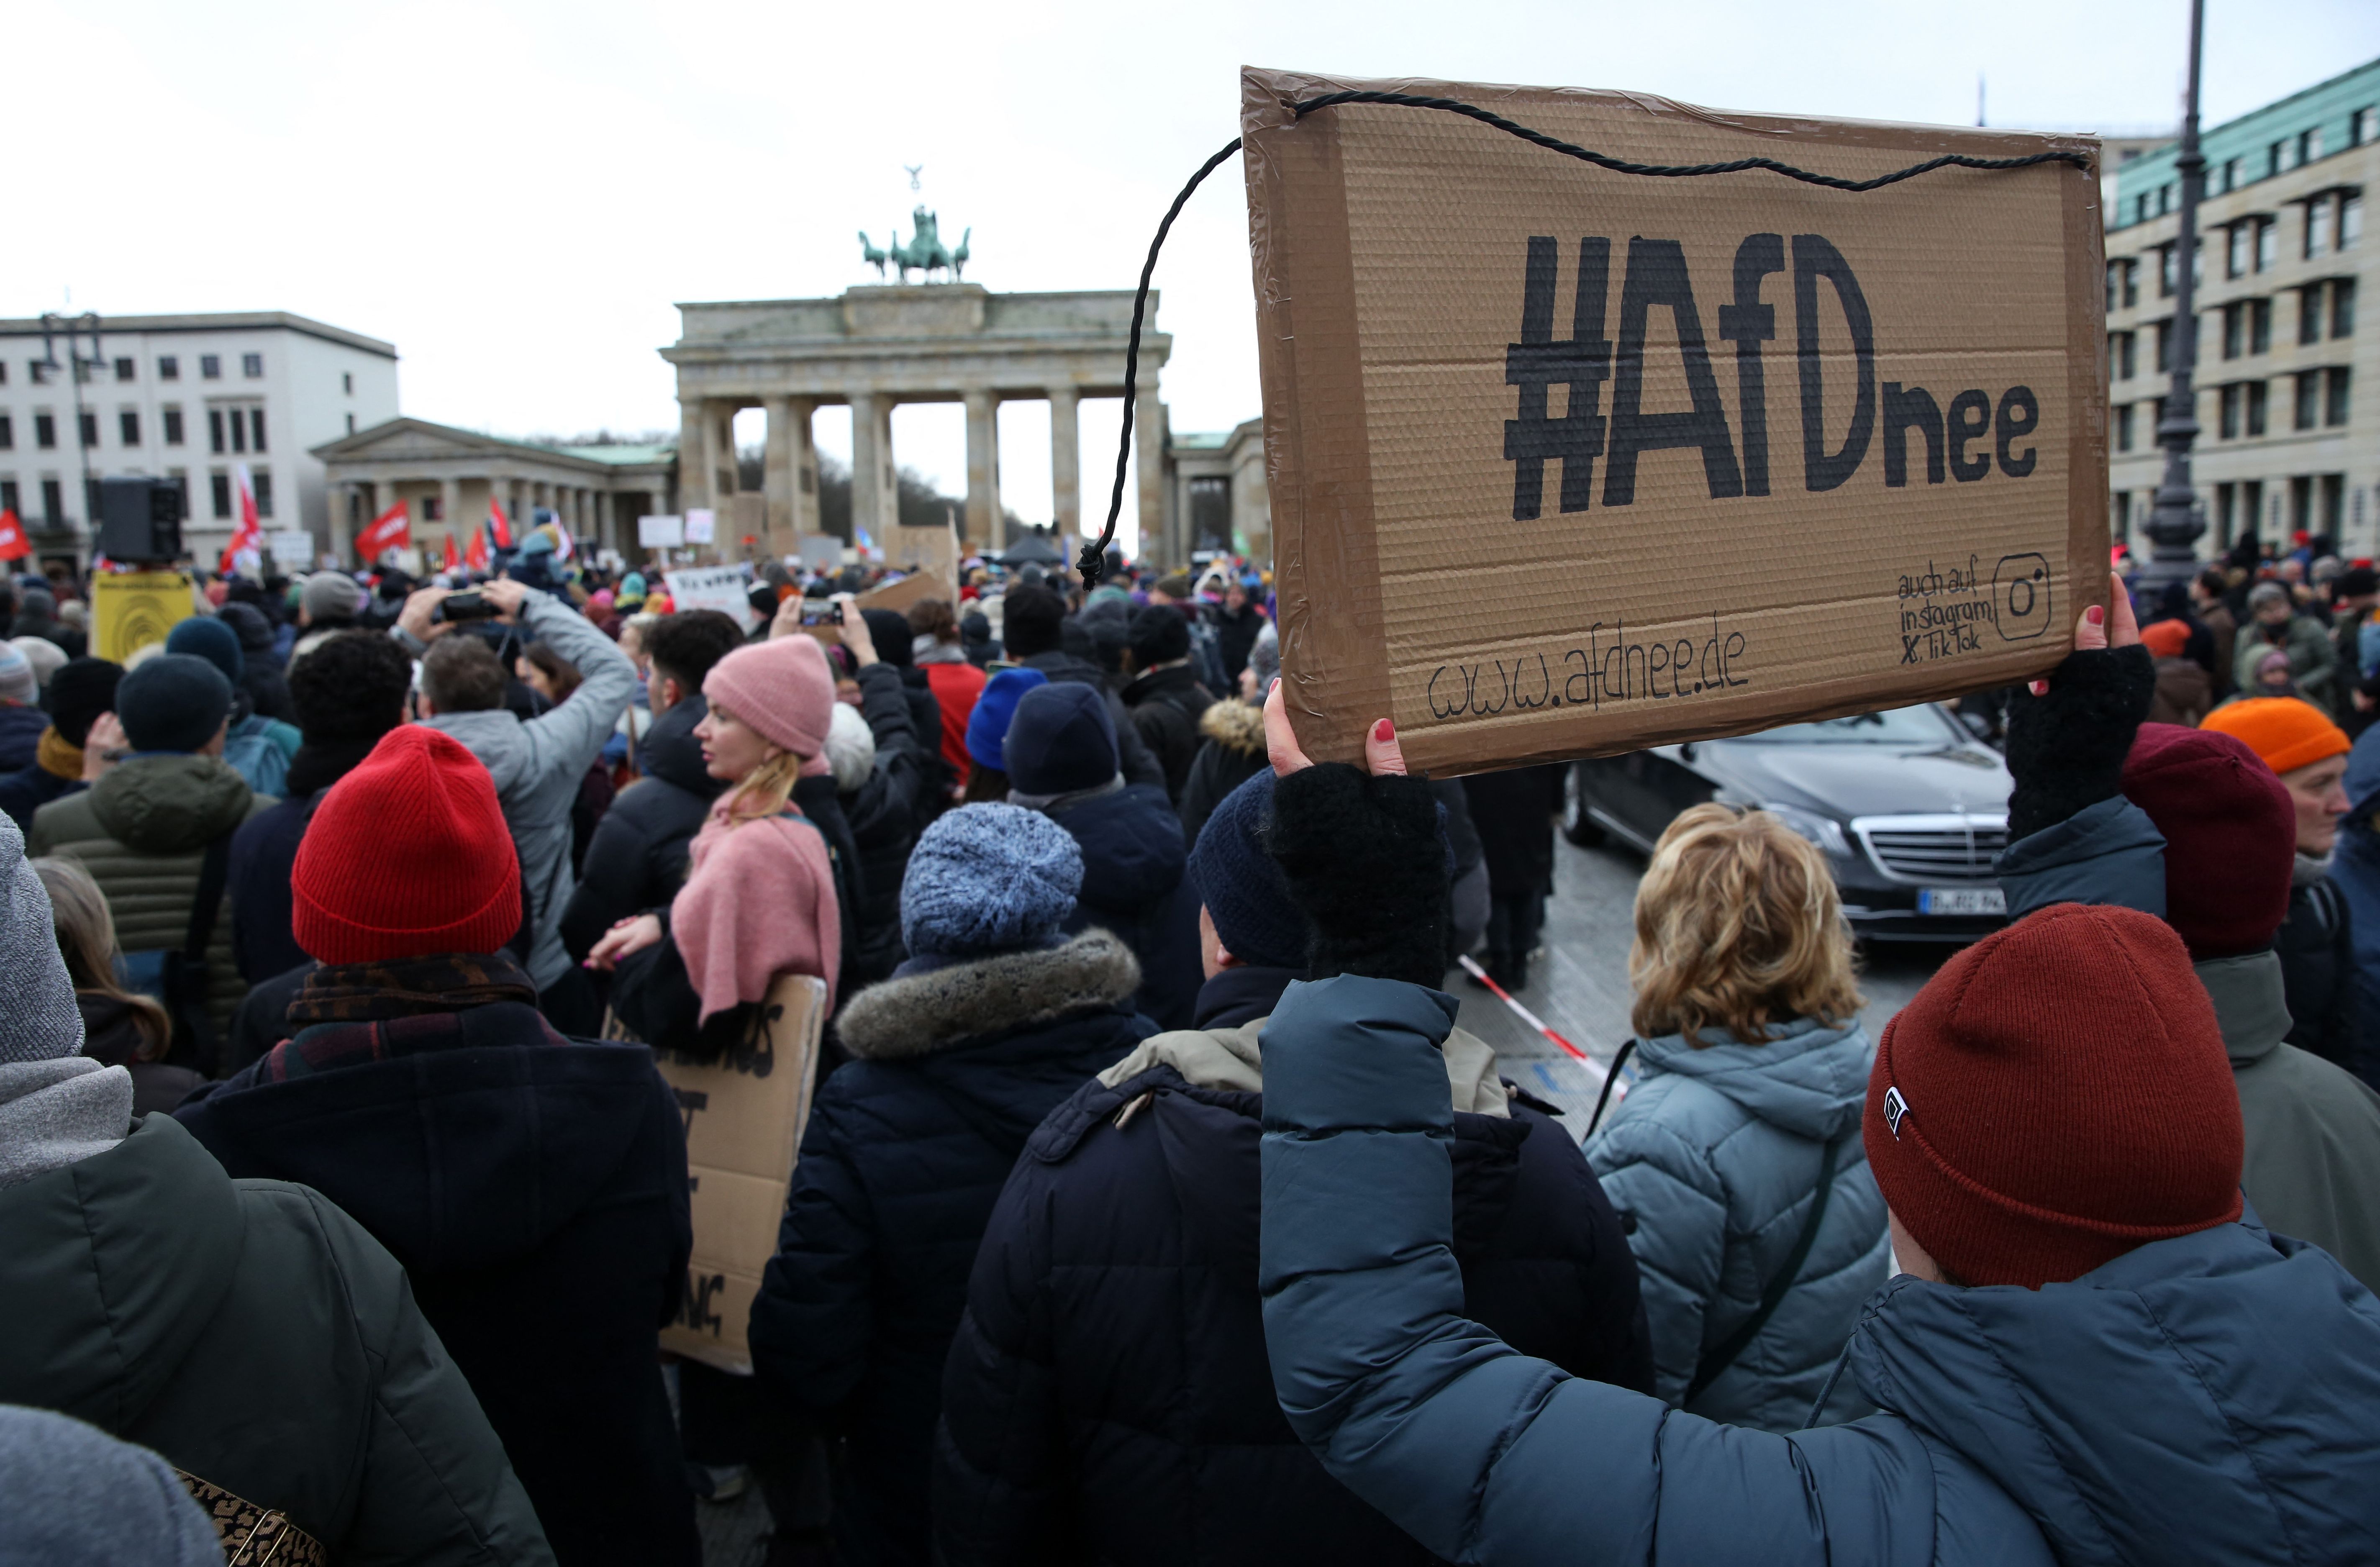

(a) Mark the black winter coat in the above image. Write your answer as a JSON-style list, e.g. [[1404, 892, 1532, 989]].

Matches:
[[1176, 698, 1267, 846], [1044, 782, 1203, 1030], [176, 997, 699, 1567], [936, 968, 1654, 1567], [845, 663, 936, 982], [1463, 764, 1565, 898], [749, 931, 1153, 1567], [228, 790, 325, 984], [219, 603, 296, 722], [1213, 603, 1265, 684], [1120, 663, 1215, 805], [560, 697, 724, 961], [2278, 872, 2368, 1082]]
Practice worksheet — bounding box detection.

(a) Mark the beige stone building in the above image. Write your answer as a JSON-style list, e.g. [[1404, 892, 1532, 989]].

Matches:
[[310, 418, 674, 560], [1164, 416, 1270, 562]]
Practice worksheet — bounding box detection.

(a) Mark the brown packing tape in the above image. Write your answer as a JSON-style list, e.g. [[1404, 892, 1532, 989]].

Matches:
[[1242, 67, 2107, 775]]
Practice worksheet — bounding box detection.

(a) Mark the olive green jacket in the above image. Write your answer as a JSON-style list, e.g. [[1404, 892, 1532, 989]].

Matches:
[[28, 753, 272, 1044], [0, 1113, 554, 1565]]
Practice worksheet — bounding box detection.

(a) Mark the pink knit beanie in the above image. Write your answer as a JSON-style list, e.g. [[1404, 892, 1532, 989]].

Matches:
[[703, 634, 835, 760]]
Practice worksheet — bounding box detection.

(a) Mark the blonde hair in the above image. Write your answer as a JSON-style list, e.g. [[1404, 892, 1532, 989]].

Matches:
[[720, 751, 805, 824], [1629, 803, 1862, 1046], [33, 856, 172, 1060]]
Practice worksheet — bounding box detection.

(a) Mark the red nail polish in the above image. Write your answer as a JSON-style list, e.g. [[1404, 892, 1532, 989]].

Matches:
[[1373, 718, 1395, 742], [2086, 605, 2105, 626]]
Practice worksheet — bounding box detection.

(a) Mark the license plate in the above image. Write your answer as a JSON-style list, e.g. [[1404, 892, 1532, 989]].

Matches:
[[1918, 886, 2006, 916]]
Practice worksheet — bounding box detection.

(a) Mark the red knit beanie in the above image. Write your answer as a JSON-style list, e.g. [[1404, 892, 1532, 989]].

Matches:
[[293, 726, 522, 964], [1867, 903, 2243, 1289], [2120, 723, 2294, 959], [702, 635, 836, 760]]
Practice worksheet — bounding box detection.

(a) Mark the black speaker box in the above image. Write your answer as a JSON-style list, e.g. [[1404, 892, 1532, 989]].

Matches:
[[96, 477, 185, 562]]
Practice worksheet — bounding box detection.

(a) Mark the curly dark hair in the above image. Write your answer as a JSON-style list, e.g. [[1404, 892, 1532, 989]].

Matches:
[[288, 629, 413, 742]]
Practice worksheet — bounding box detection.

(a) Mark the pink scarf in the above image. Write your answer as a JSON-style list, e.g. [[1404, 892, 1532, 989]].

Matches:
[[670, 800, 841, 1024]]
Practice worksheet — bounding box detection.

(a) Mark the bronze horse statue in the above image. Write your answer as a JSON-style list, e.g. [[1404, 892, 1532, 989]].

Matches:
[[860, 207, 971, 283]]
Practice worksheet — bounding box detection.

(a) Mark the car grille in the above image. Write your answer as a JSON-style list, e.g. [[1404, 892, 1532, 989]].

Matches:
[[1852, 814, 2009, 883]]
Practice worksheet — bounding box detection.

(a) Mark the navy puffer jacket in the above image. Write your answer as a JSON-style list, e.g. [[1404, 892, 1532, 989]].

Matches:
[[1041, 783, 1202, 1029], [748, 930, 1153, 1567], [1257, 975, 2380, 1567], [935, 1005, 1652, 1566]]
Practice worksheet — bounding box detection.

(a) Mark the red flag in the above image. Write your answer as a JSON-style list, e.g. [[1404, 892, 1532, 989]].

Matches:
[[465, 524, 490, 572], [442, 532, 461, 573], [222, 464, 264, 571], [0, 508, 27, 562], [487, 496, 514, 549], [356, 501, 410, 561]]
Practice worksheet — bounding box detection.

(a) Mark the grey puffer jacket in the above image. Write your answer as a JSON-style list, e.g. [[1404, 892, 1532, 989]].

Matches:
[[1587, 1016, 1888, 1430], [415, 594, 636, 990]]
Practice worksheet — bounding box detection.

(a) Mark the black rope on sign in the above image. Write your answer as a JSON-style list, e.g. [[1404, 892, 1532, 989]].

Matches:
[[1075, 93, 2094, 585]]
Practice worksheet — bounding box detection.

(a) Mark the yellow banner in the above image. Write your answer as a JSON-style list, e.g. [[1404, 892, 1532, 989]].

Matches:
[[91, 571, 195, 663]]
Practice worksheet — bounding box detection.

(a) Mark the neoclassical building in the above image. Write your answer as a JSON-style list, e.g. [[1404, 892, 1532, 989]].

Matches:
[[311, 419, 674, 561]]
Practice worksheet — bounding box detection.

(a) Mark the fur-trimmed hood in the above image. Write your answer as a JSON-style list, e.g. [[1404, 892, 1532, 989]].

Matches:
[[836, 929, 1142, 1061], [1198, 697, 1266, 758]]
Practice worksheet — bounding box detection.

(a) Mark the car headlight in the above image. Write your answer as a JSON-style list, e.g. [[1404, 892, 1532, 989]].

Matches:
[[1760, 802, 1851, 857]]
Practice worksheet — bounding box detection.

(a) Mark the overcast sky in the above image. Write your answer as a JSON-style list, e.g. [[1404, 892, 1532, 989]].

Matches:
[[14, 0, 2377, 549]]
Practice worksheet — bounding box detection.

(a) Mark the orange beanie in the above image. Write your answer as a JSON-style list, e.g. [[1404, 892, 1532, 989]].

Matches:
[[2200, 696, 2351, 777]]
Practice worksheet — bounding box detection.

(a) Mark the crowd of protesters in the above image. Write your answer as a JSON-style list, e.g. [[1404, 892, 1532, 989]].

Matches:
[[1, 522, 2378, 1565]]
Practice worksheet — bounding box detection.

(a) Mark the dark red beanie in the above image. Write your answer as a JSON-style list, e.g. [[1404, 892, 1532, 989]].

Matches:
[[1867, 902, 2243, 1289], [293, 726, 521, 965], [2120, 723, 2294, 959]]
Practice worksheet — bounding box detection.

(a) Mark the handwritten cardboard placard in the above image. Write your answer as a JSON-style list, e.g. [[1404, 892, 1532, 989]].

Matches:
[[664, 564, 761, 633], [1243, 67, 2106, 774], [615, 973, 826, 1376]]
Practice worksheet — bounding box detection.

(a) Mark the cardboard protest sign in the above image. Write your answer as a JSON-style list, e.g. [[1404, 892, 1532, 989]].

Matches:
[[92, 571, 195, 663], [890, 521, 962, 599], [664, 564, 761, 632], [1241, 68, 2106, 773], [639, 974, 828, 1375]]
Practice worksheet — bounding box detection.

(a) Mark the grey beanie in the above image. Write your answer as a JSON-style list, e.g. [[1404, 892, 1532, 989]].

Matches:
[[0, 812, 84, 1063], [301, 572, 364, 623], [0, 1405, 223, 1565], [899, 802, 1082, 957]]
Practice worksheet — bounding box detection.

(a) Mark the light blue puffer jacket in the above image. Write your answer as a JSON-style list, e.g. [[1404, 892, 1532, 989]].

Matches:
[[1257, 975, 2380, 1567], [1587, 1017, 1888, 1429]]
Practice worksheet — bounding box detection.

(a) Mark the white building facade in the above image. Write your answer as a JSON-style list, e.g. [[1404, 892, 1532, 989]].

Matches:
[[0, 310, 398, 568]]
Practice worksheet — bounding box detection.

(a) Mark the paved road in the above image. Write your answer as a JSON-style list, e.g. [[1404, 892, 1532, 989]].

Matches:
[[1444, 831, 1952, 1136]]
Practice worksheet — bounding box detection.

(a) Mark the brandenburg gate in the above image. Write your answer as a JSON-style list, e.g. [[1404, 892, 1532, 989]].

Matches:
[[661, 283, 1175, 562]]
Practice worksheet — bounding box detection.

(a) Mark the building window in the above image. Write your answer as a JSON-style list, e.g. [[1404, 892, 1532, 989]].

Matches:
[[111, 357, 133, 382], [2221, 382, 2242, 439], [423, 495, 444, 523], [2223, 304, 2244, 360], [77, 413, 97, 449], [200, 355, 221, 380], [2257, 219, 2277, 272], [253, 470, 274, 518], [34, 414, 56, 451], [2158, 244, 2177, 297], [163, 408, 184, 446], [208, 408, 225, 454], [2248, 380, 2269, 436], [2336, 277, 2359, 339], [210, 472, 231, 520], [2303, 285, 2327, 346], [2347, 194, 2365, 249], [2358, 108, 2380, 147], [158, 355, 179, 381], [2118, 331, 2137, 380], [2224, 156, 2243, 192], [342, 372, 354, 395], [2155, 318, 2173, 374], [2114, 490, 2132, 540], [2327, 367, 2352, 427], [41, 479, 63, 524], [2248, 297, 2272, 354], [2296, 371, 2321, 431], [0, 480, 15, 517], [2228, 224, 2250, 278], [2309, 198, 2335, 259], [241, 353, 264, 379], [249, 409, 266, 453], [0, 416, 10, 451], [2116, 403, 2136, 451], [2304, 128, 2326, 165], [118, 410, 139, 446], [167, 472, 189, 519], [0, 362, 7, 385], [346, 412, 356, 435]]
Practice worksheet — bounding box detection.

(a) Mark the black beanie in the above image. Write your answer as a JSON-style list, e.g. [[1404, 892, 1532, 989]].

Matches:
[[44, 659, 124, 749], [1004, 682, 1118, 796], [1128, 603, 1191, 668], [115, 655, 233, 754], [861, 608, 915, 668]]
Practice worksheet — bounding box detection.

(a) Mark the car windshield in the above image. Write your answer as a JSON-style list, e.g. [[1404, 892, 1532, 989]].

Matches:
[[1732, 706, 1959, 744]]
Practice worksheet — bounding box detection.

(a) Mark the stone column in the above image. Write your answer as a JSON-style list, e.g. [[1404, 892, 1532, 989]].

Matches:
[[326, 483, 354, 564], [1048, 386, 1080, 541], [677, 400, 709, 515], [849, 392, 885, 546], [441, 477, 463, 545], [379, 477, 405, 524], [1136, 386, 1167, 567], [789, 397, 819, 544], [964, 389, 1002, 550], [763, 395, 796, 544]]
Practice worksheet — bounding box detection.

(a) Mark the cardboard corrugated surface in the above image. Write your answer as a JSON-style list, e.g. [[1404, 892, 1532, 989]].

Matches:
[[1244, 67, 2107, 774]]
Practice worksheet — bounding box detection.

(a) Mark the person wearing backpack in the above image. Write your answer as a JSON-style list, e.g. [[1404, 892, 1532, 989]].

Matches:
[[29, 654, 270, 1070], [1583, 804, 1888, 1430]]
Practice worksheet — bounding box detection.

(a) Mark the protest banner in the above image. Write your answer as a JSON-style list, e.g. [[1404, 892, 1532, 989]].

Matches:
[[638, 514, 685, 549], [684, 508, 718, 545], [267, 530, 314, 567], [1241, 68, 2105, 774], [92, 570, 196, 663], [664, 563, 761, 632], [633, 974, 827, 1376]]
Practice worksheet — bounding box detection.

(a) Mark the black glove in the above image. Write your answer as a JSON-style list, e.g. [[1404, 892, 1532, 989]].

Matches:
[[2003, 644, 2157, 841], [1267, 763, 1452, 987]]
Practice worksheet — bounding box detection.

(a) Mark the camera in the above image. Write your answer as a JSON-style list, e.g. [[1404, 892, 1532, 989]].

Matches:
[[801, 599, 844, 628], [437, 591, 495, 623]]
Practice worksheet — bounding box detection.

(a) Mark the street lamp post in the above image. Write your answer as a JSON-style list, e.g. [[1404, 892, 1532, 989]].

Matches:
[[2137, 0, 2208, 595], [38, 311, 103, 555]]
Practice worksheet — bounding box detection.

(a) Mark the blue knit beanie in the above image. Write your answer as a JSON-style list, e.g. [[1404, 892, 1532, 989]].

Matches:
[[165, 616, 244, 683], [965, 666, 1048, 771], [1003, 682, 1117, 796], [115, 654, 233, 754], [1187, 767, 1308, 970], [900, 802, 1082, 957]]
